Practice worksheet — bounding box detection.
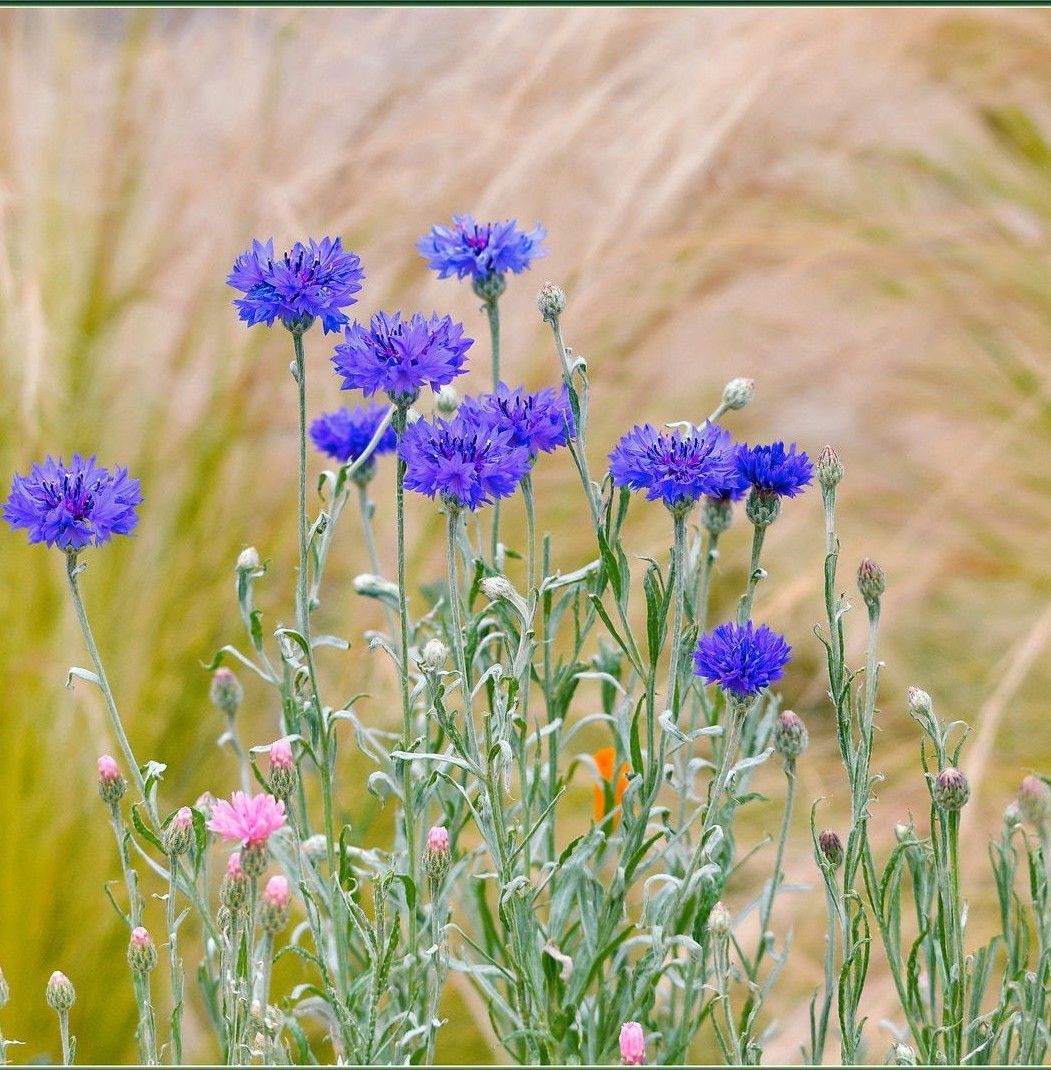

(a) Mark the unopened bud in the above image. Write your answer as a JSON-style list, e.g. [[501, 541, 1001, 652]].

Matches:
[[619, 1021, 646, 1066], [857, 558, 886, 609], [721, 377, 755, 412], [932, 767, 970, 812], [425, 825, 451, 888], [1003, 802, 1023, 831], [701, 496, 734, 536], [237, 546, 261, 572], [434, 386, 460, 419], [221, 852, 250, 911], [481, 576, 517, 602], [163, 807, 194, 857], [268, 738, 298, 800], [707, 901, 731, 937], [773, 710, 809, 760], [907, 687, 933, 719], [536, 282, 566, 323], [97, 754, 127, 806], [418, 637, 449, 674], [817, 445, 844, 490], [45, 971, 75, 1012], [745, 488, 781, 528], [127, 927, 158, 973], [210, 667, 244, 718], [819, 828, 844, 868], [1018, 775, 1051, 827], [195, 791, 217, 819], [239, 841, 270, 879], [894, 820, 913, 844], [260, 875, 291, 934], [894, 1042, 917, 1066]]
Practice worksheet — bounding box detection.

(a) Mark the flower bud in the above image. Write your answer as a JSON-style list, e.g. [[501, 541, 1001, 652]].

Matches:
[[745, 488, 781, 528], [268, 738, 298, 800], [127, 927, 158, 974], [302, 835, 328, 867], [1018, 775, 1051, 827], [163, 807, 194, 857], [701, 496, 733, 536], [721, 377, 755, 412], [894, 820, 913, 844], [819, 828, 844, 868], [894, 1042, 917, 1066], [537, 281, 567, 323], [481, 575, 517, 602], [619, 1021, 646, 1066], [97, 754, 127, 807], [0, 964, 9, 1009], [857, 558, 886, 609], [707, 901, 731, 937], [260, 875, 291, 935], [773, 710, 809, 760], [221, 852, 250, 911], [907, 687, 933, 719], [195, 791, 217, 819], [45, 971, 75, 1012], [418, 637, 449, 673], [434, 385, 460, 420], [817, 445, 844, 490], [1003, 802, 1022, 832], [237, 546, 261, 572], [472, 271, 507, 305], [932, 767, 970, 812], [210, 667, 244, 718], [425, 825, 451, 888]]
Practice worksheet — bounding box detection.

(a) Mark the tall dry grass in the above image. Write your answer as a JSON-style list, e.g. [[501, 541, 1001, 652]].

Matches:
[[2, 7, 1051, 1062]]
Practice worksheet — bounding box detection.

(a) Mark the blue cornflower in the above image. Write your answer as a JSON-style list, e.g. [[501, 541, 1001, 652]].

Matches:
[[399, 413, 531, 512], [417, 214, 546, 284], [4, 454, 142, 552], [608, 422, 738, 513], [227, 237, 364, 333], [332, 312, 472, 406], [736, 441, 813, 498], [692, 620, 791, 700], [310, 403, 397, 468], [459, 382, 573, 460]]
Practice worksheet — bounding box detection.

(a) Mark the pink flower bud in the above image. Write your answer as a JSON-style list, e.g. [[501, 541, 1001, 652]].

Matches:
[[130, 926, 151, 947], [620, 1021, 646, 1065], [262, 875, 290, 910], [227, 852, 245, 879], [427, 825, 450, 853], [98, 755, 120, 781], [97, 754, 127, 806], [269, 738, 294, 770]]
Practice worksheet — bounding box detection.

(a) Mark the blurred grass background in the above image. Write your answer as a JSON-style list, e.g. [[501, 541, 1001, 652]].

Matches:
[[2, 6, 1051, 1063]]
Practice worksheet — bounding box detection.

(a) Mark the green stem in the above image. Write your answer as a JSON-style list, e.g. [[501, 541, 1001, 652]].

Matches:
[[750, 760, 796, 981], [486, 298, 502, 564], [166, 866, 183, 1064], [522, 474, 537, 597], [667, 512, 688, 721], [736, 523, 767, 625], [225, 712, 252, 796], [257, 932, 275, 1062], [58, 1010, 72, 1066]]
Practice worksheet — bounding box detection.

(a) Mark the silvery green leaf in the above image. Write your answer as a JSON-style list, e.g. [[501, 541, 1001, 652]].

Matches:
[[66, 666, 100, 689], [729, 748, 773, 779], [366, 771, 399, 801]]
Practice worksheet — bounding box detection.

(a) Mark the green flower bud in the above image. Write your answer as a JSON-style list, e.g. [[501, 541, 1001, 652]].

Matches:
[[773, 710, 809, 760], [472, 272, 507, 304], [210, 668, 244, 718], [536, 282, 566, 323], [721, 377, 755, 412], [932, 766, 970, 812], [45, 971, 75, 1012], [163, 807, 194, 857], [127, 928, 158, 974], [239, 841, 270, 879], [894, 1042, 917, 1066], [817, 445, 844, 490], [702, 497, 733, 536], [819, 828, 844, 868], [707, 901, 731, 937], [745, 488, 781, 528], [857, 558, 886, 609]]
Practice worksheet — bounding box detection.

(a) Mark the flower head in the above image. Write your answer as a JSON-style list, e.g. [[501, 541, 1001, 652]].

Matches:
[[1019, 774, 1051, 827], [227, 237, 364, 333], [932, 767, 970, 812], [459, 382, 573, 458], [163, 806, 194, 857], [619, 1021, 646, 1066], [97, 754, 127, 807], [210, 667, 243, 718], [819, 828, 844, 868], [46, 971, 75, 1012], [735, 441, 813, 498], [4, 454, 142, 552], [692, 620, 791, 699], [609, 422, 738, 513], [207, 791, 286, 848], [262, 874, 291, 910], [332, 312, 472, 405], [309, 403, 397, 467], [127, 927, 158, 973], [399, 412, 531, 511], [417, 214, 546, 283]]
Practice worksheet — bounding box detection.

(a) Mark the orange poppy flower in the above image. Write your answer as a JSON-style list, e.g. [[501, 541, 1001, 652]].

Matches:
[[593, 746, 630, 825]]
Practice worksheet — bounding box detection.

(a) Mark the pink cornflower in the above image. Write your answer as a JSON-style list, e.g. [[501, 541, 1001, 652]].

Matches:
[[98, 755, 121, 782], [427, 825, 450, 853], [207, 791, 285, 848], [269, 738, 294, 770], [262, 875, 290, 909], [620, 1022, 646, 1065]]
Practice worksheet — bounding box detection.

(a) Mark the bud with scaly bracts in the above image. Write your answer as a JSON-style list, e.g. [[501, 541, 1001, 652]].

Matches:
[[773, 710, 809, 760], [97, 754, 126, 807], [127, 927, 158, 974], [932, 767, 970, 812]]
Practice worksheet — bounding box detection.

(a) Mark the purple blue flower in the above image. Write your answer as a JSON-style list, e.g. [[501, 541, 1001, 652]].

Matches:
[[332, 312, 472, 405], [459, 382, 573, 459], [417, 214, 546, 283], [227, 237, 364, 333], [735, 441, 813, 498], [309, 403, 397, 466], [608, 422, 738, 512], [399, 413, 531, 511], [692, 620, 791, 699], [4, 454, 142, 552]]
